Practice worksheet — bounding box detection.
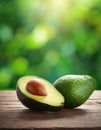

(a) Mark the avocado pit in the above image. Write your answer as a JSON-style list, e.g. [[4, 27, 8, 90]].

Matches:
[[26, 79, 47, 96]]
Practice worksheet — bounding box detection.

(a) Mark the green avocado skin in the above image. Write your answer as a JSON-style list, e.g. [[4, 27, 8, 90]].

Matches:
[[53, 75, 96, 109], [16, 85, 63, 111]]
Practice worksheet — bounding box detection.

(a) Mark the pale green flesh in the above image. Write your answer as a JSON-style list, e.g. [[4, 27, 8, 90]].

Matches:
[[17, 76, 64, 106]]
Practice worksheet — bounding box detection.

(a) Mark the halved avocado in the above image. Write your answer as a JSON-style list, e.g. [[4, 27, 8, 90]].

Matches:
[[16, 76, 64, 111]]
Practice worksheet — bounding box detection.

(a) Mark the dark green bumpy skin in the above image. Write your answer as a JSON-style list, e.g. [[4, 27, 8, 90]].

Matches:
[[54, 75, 96, 109], [16, 85, 64, 111]]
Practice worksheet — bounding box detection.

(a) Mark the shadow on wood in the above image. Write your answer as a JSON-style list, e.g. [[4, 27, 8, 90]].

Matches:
[[17, 108, 87, 121]]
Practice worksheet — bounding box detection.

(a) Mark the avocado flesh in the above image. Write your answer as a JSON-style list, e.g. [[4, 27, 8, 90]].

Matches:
[[53, 75, 95, 108], [16, 76, 64, 111]]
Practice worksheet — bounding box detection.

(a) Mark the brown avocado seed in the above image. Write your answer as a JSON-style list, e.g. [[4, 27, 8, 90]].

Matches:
[[26, 79, 47, 96]]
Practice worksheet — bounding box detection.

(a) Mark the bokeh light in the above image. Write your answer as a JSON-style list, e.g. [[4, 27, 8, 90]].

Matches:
[[0, 0, 101, 90]]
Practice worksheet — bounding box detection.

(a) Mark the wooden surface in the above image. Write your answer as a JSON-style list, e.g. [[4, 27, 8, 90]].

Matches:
[[0, 91, 101, 130]]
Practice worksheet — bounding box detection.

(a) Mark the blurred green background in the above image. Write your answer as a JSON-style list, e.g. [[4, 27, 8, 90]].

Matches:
[[0, 0, 101, 90]]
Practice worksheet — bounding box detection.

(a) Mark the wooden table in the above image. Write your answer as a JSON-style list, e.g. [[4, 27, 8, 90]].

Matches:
[[0, 91, 101, 130]]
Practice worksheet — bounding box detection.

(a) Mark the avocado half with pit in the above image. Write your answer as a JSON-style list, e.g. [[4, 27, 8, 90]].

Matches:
[[16, 76, 64, 111]]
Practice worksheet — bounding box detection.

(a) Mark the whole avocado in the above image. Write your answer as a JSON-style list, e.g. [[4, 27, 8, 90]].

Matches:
[[53, 75, 96, 108]]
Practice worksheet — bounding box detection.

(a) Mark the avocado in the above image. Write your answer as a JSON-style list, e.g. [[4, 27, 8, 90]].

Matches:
[[53, 75, 95, 108], [16, 76, 64, 111]]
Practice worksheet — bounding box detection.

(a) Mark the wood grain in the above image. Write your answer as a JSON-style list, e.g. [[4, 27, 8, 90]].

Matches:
[[0, 91, 101, 130]]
